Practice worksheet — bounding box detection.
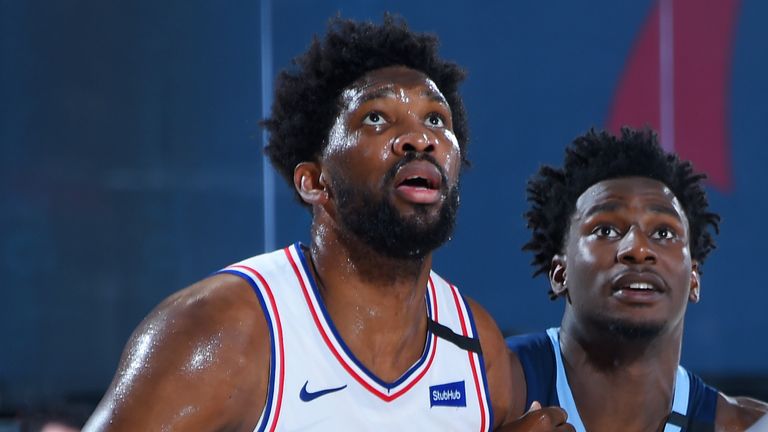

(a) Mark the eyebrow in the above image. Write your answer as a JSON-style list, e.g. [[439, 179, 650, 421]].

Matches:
[[584, 201, 623, 218], [358, 86, 397, 104], [647, 203, 682, 219], [584, 200, 682, 220], [357, 85, 449, 107], [421, 88, 449, 106]]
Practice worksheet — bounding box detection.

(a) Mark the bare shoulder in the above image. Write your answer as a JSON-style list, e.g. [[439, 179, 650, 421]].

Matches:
[[85, 273, 270, 432], [464, 297, 527, 429], [716, 392, 768, 431], [464, 297, 503, 348]]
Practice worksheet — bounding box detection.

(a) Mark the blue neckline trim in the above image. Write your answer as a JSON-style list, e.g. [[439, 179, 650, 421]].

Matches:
[[293, 242, 434, 391]]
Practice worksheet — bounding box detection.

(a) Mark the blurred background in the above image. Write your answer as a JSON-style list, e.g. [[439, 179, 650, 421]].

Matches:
[[1, 0, 766, 428]]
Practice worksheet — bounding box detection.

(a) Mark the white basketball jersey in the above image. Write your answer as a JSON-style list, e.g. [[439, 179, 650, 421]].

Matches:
[[220, 243, 493, 431]]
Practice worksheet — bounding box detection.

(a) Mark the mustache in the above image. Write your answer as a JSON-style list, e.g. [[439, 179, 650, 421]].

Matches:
[[383, 152, 448, 187]]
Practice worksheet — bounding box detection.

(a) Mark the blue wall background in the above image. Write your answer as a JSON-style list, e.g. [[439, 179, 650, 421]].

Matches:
[[1, 0, 765, 408]]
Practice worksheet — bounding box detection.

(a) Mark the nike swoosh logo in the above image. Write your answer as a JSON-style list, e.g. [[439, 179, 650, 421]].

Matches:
[[299, 380, 347, 402]]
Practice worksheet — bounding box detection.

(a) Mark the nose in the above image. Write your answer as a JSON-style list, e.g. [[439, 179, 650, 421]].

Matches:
[[392, 130, 436, 155], [616, 227, 657, 265]]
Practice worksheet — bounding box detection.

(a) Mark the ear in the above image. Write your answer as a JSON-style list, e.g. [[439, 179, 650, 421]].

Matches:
[[549, 255, 568, 299], [293, 162, 329, 206], [689, 260, 701, 303]]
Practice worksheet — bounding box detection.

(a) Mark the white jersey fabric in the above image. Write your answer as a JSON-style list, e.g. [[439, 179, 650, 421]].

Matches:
[[220, 243, 493, 431]]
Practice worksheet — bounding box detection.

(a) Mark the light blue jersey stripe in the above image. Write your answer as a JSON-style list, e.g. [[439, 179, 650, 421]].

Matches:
[[545, 327, 690, 432]]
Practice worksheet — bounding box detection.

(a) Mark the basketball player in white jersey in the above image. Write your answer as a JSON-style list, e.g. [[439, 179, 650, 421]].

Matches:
[[84, 16, 572, 431], [507, 128, 767, 431]]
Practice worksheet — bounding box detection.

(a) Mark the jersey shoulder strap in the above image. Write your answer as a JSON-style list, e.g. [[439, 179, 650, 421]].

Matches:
[[506, 330, 558, 407], [683, 368, 718, 432]]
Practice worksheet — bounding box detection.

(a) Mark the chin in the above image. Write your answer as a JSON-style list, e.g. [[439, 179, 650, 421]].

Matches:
[[336, 181, 459, 260], [591, 315, 666, 342], [401, 204, 443, 226]]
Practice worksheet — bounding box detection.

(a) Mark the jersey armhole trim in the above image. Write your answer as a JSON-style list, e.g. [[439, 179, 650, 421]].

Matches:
[[219, 267, 285, 432], [449, 285, 494, 432]]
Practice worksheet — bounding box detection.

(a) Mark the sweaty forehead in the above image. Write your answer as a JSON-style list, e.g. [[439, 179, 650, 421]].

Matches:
[[573, 177, 687, 222], [338, 66, 447, 110], [357, 65, 436, 87]]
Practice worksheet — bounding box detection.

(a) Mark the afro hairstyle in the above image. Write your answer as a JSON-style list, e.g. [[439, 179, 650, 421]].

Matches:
[[262, 15, 469, 205], [524, 127, 720, 298]]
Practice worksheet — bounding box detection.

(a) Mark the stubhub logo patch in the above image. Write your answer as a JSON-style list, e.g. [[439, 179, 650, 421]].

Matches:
[[429, 381, 466, 407]]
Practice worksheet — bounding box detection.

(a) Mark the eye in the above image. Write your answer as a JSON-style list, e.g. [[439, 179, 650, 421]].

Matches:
[[362, 112, 387, 126], [592, 225, 621, 239], [425, 113, 445, 128], [651, 226, 677, 240]]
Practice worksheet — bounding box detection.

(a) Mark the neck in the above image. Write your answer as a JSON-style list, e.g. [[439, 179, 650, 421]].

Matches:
[[310, 216, 432, 287], [558, 312, 685, 432], [306, 219, 433, 381]]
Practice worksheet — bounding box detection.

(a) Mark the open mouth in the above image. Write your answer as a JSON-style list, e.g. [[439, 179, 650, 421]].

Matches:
[[611, 273, 665, 303], [614, 282, 659, 293], [393, 161, 443, 204], [398, 175, 436, 190]]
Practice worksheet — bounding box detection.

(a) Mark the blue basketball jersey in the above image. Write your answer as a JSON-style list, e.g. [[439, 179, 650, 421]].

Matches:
[[507, 328, 718, 432]]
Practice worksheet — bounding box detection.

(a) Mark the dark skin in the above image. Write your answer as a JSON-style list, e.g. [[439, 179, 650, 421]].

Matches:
[[84, 66, 571, 431], [508, 177, 767, 432]]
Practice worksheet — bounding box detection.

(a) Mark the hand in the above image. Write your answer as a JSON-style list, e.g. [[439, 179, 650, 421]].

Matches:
[[497, 401, 575, 432]]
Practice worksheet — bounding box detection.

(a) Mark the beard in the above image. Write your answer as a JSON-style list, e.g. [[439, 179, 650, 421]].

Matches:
[[587, 313, 665, 343], [330, 154, 460, 260]]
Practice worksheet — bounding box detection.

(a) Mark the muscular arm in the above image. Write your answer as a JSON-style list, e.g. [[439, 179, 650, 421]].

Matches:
[[84, 274, 270, 432], [465, 298, 527, 429], [716, 393, 768, 432], [468, 299, 573, 432]]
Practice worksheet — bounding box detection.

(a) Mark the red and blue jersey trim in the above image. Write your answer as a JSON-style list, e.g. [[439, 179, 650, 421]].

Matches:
[[219, 265, 285, 432], [449, 284, 493, 432], [286, 243, 439, 402]]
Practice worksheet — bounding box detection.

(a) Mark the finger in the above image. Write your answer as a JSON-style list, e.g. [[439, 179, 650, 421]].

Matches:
[[527, 400, 542, 412], [539, 406, 568, 425]]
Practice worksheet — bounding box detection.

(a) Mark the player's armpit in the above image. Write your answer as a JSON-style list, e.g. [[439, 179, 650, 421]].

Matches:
[[83, 273, 270, 432]]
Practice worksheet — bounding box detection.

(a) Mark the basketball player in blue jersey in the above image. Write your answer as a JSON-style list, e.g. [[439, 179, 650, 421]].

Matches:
[[506, 128, 768, 431], [84, 16, 571, 431]]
